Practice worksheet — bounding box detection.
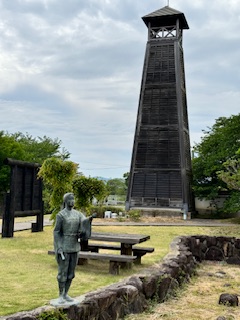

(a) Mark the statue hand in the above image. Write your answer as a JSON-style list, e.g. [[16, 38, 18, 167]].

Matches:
[[89, 213, 97, 221], [57, 248, 65, 260]]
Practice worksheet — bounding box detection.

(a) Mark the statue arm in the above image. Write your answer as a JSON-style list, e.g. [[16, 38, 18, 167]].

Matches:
[[79, 213, 97, 241], [54, 214, 63, 254]]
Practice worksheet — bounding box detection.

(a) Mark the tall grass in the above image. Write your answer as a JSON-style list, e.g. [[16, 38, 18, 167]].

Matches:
[[1, 224, 240, 316], [126, 261, 240, 320]]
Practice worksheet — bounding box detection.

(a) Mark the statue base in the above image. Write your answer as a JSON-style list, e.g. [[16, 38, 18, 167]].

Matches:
[[50, 297, 80, 307]]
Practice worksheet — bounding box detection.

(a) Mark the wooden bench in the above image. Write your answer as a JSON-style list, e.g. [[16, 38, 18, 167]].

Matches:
[[88, 243, 154, 264], [48, 250, 137, 275], [78, 252, 137, 275], [132, 247, 154, 264]]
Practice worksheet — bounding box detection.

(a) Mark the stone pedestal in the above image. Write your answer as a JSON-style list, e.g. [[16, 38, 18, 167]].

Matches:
[[50, 298, 80, 307]]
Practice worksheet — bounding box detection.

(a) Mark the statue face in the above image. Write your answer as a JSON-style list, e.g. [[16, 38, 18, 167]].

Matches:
[[66, 195, 75, 208]]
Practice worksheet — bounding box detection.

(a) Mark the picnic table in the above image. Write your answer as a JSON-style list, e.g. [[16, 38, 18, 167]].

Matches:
[[48, 232, 154, 275], [89, 232, 150, 256], [79, 232, 154, 272]]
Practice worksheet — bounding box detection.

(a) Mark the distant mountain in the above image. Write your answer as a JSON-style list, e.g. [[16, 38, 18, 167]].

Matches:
[[94, 176, 110, 182]]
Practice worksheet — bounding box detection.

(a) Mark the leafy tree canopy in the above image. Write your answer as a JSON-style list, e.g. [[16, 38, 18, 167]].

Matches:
[[0, 131, 69, 193], [192, 114, 240, 213], [38, 157, 78, 220], [10, 132, 69, 163], [0, 131, 26, 192], [218, 150, 240, 191], [38, 158, 107, 219], [73, 176, 107, 213], [106, 178, 127, 197]]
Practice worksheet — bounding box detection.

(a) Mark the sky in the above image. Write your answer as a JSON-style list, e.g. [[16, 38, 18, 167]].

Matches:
[[0, 0, 239, 179]]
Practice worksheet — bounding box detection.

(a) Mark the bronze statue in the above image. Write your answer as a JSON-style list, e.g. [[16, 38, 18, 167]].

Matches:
[[53, 192, 95, 305]]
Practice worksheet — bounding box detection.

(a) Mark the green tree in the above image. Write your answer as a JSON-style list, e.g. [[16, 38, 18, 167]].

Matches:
[[192, 114, 240, 214], [10, 132, 68, 163], [218, 158, 240, 191], [0, 131, 26, 192], [72, 176, 106, 213], [106, 178, 127, 197], [0, 131, 69, 193], [38, 158, 78, 220], [217, 149, 240, 213], [38, 158, 107, 218]]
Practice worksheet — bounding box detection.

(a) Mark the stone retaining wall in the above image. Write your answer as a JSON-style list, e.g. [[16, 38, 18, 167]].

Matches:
[[5, 235, 240, 320]]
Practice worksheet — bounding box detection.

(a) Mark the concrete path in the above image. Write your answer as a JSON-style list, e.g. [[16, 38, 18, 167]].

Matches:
[[92, 218, 235, 227], [0, 217, 52, 234], [0, 216, 236, 234]]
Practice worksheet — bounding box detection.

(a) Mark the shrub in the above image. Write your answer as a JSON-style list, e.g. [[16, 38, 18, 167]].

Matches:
[[37, 309, 69, 320], [89, 205, 125, 218], [128, 209, 141, 221]]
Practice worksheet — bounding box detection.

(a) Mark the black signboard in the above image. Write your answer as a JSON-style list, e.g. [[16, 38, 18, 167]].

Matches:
[[2, 158, 44, 237]]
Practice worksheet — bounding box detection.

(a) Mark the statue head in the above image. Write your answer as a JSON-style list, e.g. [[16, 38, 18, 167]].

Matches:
[[63, 193, 75, 209]]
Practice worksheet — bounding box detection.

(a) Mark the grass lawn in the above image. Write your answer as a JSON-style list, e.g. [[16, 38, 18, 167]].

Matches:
[[1, 223, 240, 316]]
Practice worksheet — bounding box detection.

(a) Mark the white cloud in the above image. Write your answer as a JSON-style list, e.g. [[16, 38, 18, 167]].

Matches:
[[0, 0, 239, 178]]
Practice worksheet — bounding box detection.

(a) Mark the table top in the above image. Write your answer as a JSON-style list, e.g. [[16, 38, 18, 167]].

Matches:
[[90, 232, 150, 245]]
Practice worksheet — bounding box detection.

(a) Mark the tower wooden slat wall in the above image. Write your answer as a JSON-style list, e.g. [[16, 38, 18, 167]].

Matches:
[[127, 6, 194, 212]]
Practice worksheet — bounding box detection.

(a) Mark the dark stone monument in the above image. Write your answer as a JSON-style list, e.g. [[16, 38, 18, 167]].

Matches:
[[2, 158, 44, 238]]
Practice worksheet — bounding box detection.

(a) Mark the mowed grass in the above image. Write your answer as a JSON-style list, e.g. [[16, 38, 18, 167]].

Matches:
[[1, 223, 240, 316]]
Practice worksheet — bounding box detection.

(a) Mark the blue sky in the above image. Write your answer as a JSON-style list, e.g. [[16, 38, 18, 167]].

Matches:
[[0, 0, 239, 178]]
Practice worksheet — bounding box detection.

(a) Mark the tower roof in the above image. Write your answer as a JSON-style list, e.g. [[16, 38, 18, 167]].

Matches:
[[142, 6, 189, 29]]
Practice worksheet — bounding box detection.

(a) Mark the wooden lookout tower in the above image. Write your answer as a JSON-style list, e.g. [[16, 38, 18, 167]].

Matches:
[[126, 6, 194, 213]]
